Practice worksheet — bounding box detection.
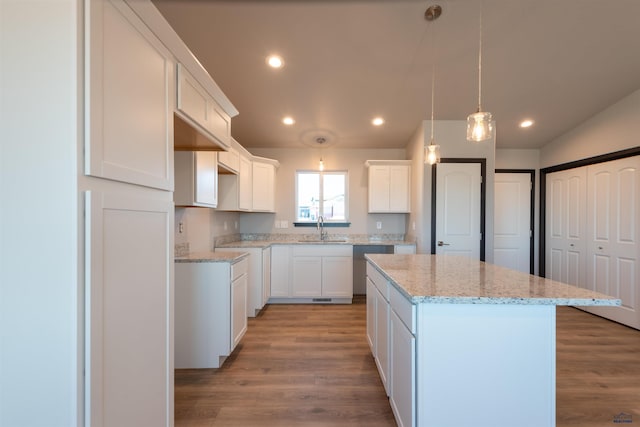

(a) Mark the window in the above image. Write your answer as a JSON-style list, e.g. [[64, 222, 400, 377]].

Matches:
[[296, 170, 348, 223]]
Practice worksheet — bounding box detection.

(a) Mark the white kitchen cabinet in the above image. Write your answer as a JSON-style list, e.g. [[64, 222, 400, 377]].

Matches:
[[292, 257, 323, 297], [394, 244, 416, 254], [86, 0, 174, 191], [366, 262, 392, 395], [217, 150, 253, 211], [252, 157, 278, 212], [366, 160, 411, 213], [176, 63, 231, 151], [218, 144, 240, 174], [239, 154, 253, 210], [175, 256, 249, 369], [85, 190, 173, 427], [270, 245, 292, 297], [174, 151, 218, 207], [390, 309, 416, 427], [217, 246, 271, 316], [366, 278, 376, 351], [272, 245, 352, 303]]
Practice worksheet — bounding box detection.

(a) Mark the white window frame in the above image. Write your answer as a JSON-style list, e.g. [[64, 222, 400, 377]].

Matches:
[[295, 170, 349, 223]]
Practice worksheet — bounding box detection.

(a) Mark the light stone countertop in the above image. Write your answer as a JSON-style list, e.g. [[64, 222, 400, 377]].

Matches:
[[216, 238, 414, 249], [175, 251, 248, 263], [366, 254, 621, 306]]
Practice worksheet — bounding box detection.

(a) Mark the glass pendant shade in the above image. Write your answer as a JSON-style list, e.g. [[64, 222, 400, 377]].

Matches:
[[425, 142, 441, 165], [466, 110, 493, 142], [318, 158, 324, 171]]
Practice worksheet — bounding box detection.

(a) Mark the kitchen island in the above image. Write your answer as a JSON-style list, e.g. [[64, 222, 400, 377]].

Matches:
[[365, 254, 620, 427]]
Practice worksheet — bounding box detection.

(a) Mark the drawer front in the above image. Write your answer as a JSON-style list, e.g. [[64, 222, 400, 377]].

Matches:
[[292, 244, 352, 257], [232, 257, 248, 281], [366, 262, 389, 299], [389, 284, 416, 334]]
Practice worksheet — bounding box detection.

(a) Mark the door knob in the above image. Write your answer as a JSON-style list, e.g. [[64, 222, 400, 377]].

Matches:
[[437, 241, 450, 246]]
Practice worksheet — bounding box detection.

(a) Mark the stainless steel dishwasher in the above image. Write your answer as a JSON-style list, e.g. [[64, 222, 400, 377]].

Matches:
[[353, 245, 394, 295]]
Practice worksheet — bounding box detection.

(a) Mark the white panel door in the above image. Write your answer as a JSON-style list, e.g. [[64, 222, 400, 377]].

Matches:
[[85, 191, 173, 427], [322, 256, 353, 297], [585, 157, 640, 329], [494, 172, 531, 273], [545, 168, 587, 287], [292, 257, 322, 297], [435, 163, 482, 259], [86, 0, 174, 190]]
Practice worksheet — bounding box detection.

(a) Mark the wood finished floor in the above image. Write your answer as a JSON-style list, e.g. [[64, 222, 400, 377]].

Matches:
[[175, 300, 640, 427]]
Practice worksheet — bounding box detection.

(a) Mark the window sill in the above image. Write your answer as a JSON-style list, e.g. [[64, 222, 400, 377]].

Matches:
[[293, 222, 351, 228]]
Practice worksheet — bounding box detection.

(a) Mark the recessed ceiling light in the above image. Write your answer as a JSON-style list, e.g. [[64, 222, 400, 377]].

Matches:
[[282, 116, 295, 125], [266, 55, 284, 69], [372, 117, 385, 126], [519, 119, 534, 128]]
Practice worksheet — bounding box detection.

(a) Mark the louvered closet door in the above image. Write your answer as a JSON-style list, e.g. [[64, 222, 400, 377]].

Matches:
[[545, 168, 587, 287], [584, 157, 640, 329]]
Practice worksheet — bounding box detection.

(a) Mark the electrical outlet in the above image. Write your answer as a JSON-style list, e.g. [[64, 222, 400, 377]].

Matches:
[[412, 221, 416, 231], [275, 220, 281, 229], [376, 221, 382, 230], [223, 221, 228, 231], [281, 220, 288, 228], [178, 222, 184, 234]]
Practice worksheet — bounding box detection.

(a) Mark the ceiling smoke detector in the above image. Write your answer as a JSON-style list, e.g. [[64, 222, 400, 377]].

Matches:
[[314, 136, 327, 145], [300, 129, 337, 148]]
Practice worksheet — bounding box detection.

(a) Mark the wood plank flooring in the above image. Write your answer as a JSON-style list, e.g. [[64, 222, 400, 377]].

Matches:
[[175, 301, 640, 427]]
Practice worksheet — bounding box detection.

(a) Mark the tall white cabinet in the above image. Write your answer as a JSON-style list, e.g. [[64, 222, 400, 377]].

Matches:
[[84, 0, 176, 425], [546, 156, 640, 329]]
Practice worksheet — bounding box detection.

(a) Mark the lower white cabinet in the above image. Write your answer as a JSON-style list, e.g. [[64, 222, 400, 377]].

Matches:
[[85, 190, 173, 427], [389, 309, 415, 427], [367, 261, 415, 426], [270, 244, 353, 303], [217, 246, 271, 317], [175, 256, 248, 368]]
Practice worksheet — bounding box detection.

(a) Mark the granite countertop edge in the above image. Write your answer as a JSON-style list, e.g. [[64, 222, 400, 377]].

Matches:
[[365, 254, 622, 307], [175, 251, 249, 263]]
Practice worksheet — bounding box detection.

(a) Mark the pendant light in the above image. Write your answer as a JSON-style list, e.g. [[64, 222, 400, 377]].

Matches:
[[466, 3, 493, 142], [425, 62, 440, 165], [425, 5, 441, 165]]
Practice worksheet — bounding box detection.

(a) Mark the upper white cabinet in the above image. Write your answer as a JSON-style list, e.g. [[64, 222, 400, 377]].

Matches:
[[85, 0, 174, 191], [218, 149, 279, 212], [175, 64, 231, 151], [366, 160, 411, 213], [252, 157, 278, 212], [174, 151, 218, 208], [218, 144, 240, 174]]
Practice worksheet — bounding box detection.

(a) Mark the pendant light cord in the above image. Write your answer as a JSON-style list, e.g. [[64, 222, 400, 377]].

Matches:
[[477, 3, 483, 111]]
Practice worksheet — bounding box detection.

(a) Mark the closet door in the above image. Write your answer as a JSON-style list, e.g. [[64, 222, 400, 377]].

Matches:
[[545, 168, 587, 287], [585, 157, 640, 329]]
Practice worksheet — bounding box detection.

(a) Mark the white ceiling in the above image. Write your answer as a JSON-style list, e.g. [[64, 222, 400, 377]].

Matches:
[[153, 0, 640, 150]]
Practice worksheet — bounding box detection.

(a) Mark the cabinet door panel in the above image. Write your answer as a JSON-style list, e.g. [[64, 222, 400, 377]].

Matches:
[[322, 256, 353, 297], [195, 151, 218, 206], [252, 161, 275, 212], [231, 273, 248, 349], [270, 246, 291, 297], [369, 166, 390, 212], [389, 166, 410, 212], [375, 287, 389, 395], [366, 278, 376, 352], [292, 257, 322, 297], [86, 0, 173, 190], [239, 156, 253, 211], [85, 190, 173, 427], [390, 310, 415, 427]]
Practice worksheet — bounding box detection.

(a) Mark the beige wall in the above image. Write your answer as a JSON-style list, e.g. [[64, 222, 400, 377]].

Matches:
[[247, 147, 407, 236], [540, 89, 640, 168], [174, 208, 240, 252]]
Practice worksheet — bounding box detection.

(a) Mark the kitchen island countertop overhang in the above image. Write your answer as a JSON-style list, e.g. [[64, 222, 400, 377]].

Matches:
[[365, 253, 621, 306]]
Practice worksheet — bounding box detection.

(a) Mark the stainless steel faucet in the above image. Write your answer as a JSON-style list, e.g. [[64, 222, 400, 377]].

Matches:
[[317, 215, 327, 241]]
